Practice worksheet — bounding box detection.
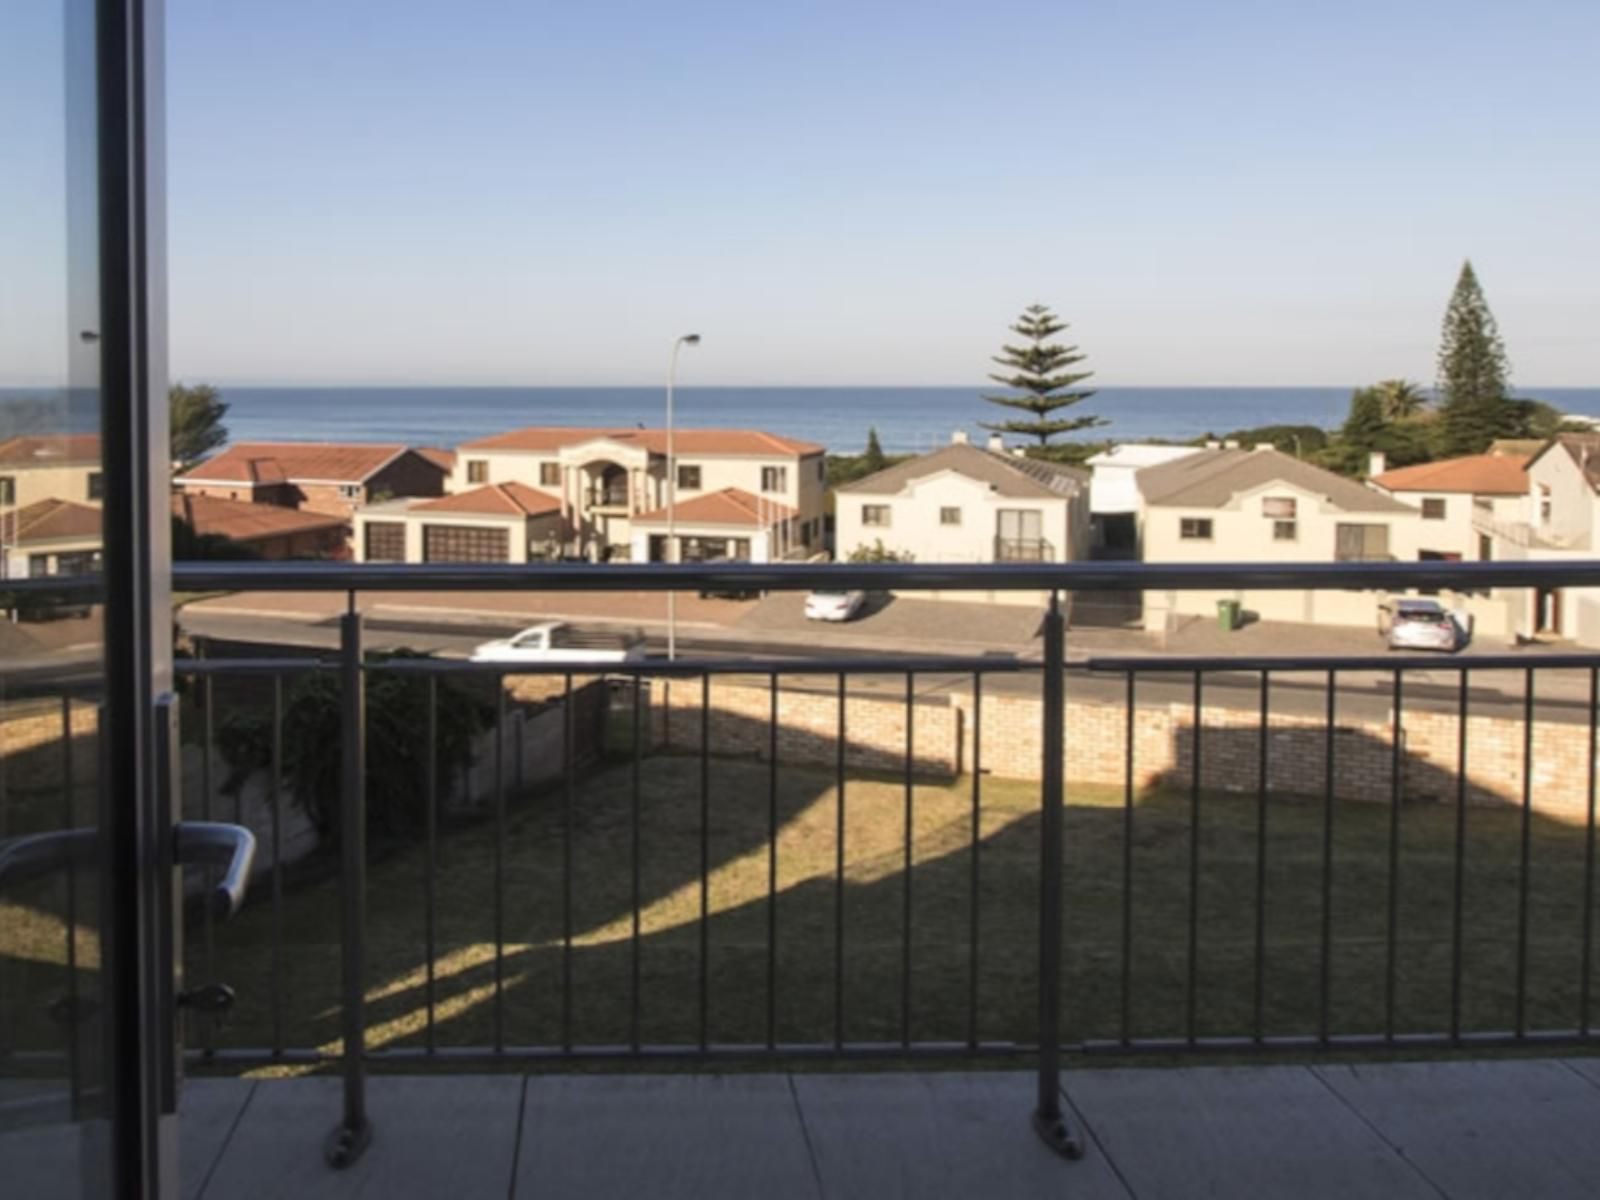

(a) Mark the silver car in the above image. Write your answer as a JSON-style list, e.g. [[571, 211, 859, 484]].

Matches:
[[1380, 598, 1464, 652]]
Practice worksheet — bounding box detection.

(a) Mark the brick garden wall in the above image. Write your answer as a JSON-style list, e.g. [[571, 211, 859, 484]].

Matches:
[[640, 679, 1596, 821]]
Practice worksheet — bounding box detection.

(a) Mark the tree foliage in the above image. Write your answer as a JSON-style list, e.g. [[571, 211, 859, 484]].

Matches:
[[1436, 261, 1514, 456], [980, 304, 1102, 446], [862, 427, 887, 473], [847, 539, 913, 563], [171, 382, 229, 468], [1373, 379, 1427, 422]]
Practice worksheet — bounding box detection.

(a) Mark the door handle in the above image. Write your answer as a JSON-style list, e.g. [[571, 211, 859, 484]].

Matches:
[[173, 821, 257, 920], [0, 828, 97, 893]]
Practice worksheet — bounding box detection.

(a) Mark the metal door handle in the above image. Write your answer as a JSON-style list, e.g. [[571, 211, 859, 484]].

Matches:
[[0, 828, 97, 893], [173, 821, 257, 919]]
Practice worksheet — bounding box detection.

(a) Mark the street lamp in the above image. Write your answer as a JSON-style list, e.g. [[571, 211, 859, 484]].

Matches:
[[666, 333, 700, 660]]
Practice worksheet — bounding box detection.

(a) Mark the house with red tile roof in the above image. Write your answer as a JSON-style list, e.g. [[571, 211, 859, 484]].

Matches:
[[450, 427, 825, 561], [1, 498, 102, 579], [352, 482, 565, 564], [173, 441, 449, 522], [173, 494, 348, 560], [0, 434, 105, 512], [1367, 449, 1531, 563]]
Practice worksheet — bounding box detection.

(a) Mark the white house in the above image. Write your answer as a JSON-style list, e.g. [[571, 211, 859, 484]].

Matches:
[[1084, 443, 1201, 554], [1367, 449, 1530, 562]]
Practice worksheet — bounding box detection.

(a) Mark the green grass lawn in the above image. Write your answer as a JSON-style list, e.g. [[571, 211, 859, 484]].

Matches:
[[5, 752, 1596, 1062]]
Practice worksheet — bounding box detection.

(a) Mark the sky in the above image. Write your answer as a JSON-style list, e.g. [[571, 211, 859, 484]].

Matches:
[[5, 0, 1598, 387]]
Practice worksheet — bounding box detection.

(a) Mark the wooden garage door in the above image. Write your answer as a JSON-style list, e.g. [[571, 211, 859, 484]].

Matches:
[[364, 521, 406, 562], [422, 524, 509, 563]]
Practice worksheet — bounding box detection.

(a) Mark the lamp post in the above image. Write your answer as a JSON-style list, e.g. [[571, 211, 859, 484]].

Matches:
[[666, 333, 700, 660]]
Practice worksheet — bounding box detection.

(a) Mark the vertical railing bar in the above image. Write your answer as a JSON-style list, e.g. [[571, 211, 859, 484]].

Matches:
[[902, 671, 914, 1049], [562, 672, 575, 1053], [1516, 667, 1533, 1039], [200, 666, 215, 1053], [271, 673, 284, 1057], [767, 671, 779, 1051], [630, 676, 642, 1053], [493, 679, 506, 1054], [968, 671, 982, 1052], [698, 672, 710, 1053], [1319, 668, 1336, 1048], [834, 671, 846, 1051], [1186, 670, 1202, 1047], [1450, 670, 1468, 1045], [1120, 670, 1135, 1047], [424, 676, 438, 1055], [1254, 669, 1269, 1044], [60, 696, 79, 1110], [1584, 667, 1598, 1037], [1386, 668, 1402, 1043]]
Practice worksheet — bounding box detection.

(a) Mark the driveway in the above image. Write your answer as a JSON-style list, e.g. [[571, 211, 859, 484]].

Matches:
[[735, 592, 1044, 654]]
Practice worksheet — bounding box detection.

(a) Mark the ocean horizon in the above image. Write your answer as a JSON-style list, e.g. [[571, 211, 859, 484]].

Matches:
[[5, 385, 1600, 456]]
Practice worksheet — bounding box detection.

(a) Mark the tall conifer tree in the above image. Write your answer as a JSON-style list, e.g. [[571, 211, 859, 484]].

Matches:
[[1436, 261, 1513, 456], [980, 304, 1101, 446]]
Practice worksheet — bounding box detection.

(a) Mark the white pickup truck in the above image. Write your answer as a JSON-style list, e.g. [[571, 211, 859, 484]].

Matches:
[[469, 621, 647, 664]]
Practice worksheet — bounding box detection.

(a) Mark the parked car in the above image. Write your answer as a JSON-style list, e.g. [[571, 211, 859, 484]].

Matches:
[[1379, 598, 1464, 652], [470, 621, 646, 663], [696, 557, 762, 601], [804, 589, 867, 622]]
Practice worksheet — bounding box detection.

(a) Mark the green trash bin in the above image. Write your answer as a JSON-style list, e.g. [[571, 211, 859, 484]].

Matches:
[[1217, 598, 1241, 631]]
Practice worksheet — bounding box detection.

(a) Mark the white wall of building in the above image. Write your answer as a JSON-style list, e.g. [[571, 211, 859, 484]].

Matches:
[[1086, 445, 1197, 515]]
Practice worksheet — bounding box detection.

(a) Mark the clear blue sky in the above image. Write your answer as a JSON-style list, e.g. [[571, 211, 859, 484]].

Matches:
[[6, 1, 1598, 387]]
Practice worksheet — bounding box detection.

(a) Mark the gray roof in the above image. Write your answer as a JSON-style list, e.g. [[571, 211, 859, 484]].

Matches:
[[1136, 448, 1415, 513], [837, 443, 1089, 500]]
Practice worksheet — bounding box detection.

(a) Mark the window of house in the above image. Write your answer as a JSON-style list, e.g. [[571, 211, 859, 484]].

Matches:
[[1272, 520, 1297, 541], [364, 521, 406, 562], [1540, 484, 1552, 524], [339, 483, 363, 500], [1263, 496, 1296, 519], [539, 462, 561, 487], [1479, 533, 1493, 561], [1180, 517, 1213, 540], [862, 504, 890, 527], [1421, 498, 1446, 520], [940, 507, 961, 526], [1335, 523, 1390, 562], [0, 476, 13, 505], [761, 466, 787, 493], [677, 464, 701, 490], [467, 459, 488, 484], [87, 472, 104, 501]]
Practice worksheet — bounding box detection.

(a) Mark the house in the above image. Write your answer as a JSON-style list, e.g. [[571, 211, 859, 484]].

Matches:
[[173, 494, 347, 560], [353, 482, 565, 564], [0, 498, 102, 578], [1367, 449, 1530, 563], [0, 434, 104, 510], [832, 434, 1089, 602], [1137, 446, 1439, 629], [450, 426, 825, 561], [630, 488, 801, 564], [1083, 443, 1201, 555], [1482, 433, 1600, 643], [173, 442, 449, 521]]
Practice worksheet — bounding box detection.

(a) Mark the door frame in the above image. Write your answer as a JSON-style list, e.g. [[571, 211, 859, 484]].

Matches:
[[95, 0, 175, 1194]]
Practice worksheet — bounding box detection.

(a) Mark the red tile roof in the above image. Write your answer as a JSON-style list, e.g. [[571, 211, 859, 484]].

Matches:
[[1371, 454, 1530, 496], [173, 494, 347, 542], [177, 442, 415, 485], [410, 482, 561, 517], [416, 447, 457, 472], [633, 487, 795, 527], [0, 498, 101, 545], [0, 434, 101, 466], [458, 427, 823, 457]]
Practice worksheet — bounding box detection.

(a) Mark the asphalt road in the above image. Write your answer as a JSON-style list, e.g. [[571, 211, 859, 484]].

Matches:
[[177, 609, 1598, 726]]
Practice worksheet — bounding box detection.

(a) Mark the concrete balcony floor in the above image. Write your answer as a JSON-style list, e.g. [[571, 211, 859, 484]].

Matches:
[[13, 1059, 1600, 1198]]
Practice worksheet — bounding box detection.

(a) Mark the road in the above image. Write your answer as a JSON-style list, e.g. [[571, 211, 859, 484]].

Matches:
[[177, 609, 1598, 727]]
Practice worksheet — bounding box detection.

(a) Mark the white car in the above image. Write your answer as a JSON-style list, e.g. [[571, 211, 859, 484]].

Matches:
[[470, 621, 646, 664], [1380, 599, 1465, 652], [804, 589, 867, 622]]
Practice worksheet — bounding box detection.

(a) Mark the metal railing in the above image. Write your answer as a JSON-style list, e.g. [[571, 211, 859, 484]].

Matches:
[[995, 537, 1055, 562], [11, 557, 1600, 1166]]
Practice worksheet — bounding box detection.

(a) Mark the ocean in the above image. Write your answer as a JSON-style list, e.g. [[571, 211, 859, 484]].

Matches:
[[7, 385, 1600, 456]]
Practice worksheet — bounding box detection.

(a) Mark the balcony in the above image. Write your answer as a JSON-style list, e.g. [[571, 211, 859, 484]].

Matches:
[[994, 536, 1054, 562], [1472, 506, 1591, 553], [585, 487, 632, 512], [9, 558, 1600, 1196]]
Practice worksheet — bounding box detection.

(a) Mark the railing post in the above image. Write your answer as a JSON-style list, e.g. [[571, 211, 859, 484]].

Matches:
[[326, 606, 372, 1167], [1034, 590, 1083, 1159]]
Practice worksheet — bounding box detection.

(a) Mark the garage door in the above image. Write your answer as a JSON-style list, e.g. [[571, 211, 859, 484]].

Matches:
[[422, 524, 509, 563]]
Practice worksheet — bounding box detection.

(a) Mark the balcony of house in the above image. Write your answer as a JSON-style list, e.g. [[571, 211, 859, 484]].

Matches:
[[9, 558, 1600, 1198], [1472, 503, 1591, 554], [994, 536, 1054, 562]]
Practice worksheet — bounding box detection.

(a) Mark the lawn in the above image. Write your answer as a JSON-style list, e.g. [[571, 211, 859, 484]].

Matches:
[[4, 751, 1595, 1061]]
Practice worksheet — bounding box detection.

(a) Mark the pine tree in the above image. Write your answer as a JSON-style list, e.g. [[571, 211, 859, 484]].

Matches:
[[1436, 261, 1513, 456], [1340, 386, 1387, 451], [980, 304, 1102, 446], [171, 382, 229, 468], [863, 427, 887, 473]]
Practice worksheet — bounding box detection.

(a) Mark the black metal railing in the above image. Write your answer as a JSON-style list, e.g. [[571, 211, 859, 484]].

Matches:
[[11, 558, 1600, 1165]]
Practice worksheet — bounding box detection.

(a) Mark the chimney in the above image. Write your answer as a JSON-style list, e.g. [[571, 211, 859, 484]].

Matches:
[[1204, 440, 1222, 450], [987, 433, 1005, 453], [1223, 439, 1240, 450], [1368, 451, 1386, 478], [951, 430, 969, 445]]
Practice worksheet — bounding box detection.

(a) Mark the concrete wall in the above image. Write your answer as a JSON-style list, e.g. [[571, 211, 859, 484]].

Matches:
[[835, 471, 1079, 565], [1527, 447, 1593, 548]]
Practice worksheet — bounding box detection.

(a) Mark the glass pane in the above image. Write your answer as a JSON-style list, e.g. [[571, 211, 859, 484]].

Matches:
[[0, 0, 108, 1193]]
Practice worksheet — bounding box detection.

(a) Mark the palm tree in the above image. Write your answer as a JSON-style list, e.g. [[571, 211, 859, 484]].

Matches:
[[1373, 378, 1427, 423]]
